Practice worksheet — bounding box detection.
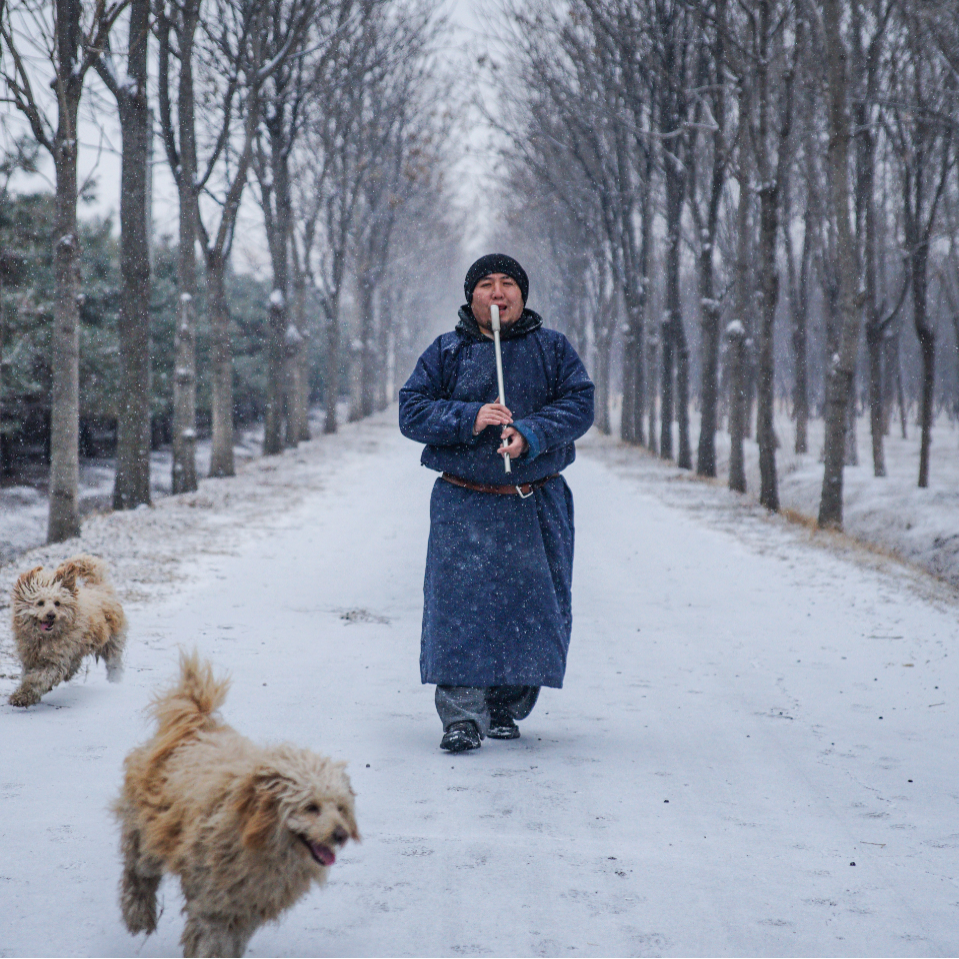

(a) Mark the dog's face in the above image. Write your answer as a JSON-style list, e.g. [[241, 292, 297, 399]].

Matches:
[[12, 566, 79, 639], [239, 750, 360, 871]]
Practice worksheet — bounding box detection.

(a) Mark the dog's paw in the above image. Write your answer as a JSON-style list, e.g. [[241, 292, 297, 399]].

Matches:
[[121, 891, 158, 935], [8, 687, 40, 708]]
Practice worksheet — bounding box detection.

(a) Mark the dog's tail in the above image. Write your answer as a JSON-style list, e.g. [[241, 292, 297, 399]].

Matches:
[[55, 554, 109, 588], [145, 650, 230, 769]]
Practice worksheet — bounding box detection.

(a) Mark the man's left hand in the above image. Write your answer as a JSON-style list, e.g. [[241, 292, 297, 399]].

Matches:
[[499, 426, 528, 460]]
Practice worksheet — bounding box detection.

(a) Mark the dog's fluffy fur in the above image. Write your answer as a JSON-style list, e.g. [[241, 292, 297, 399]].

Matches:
[[9, 555, 127, 707], [116, 652, 360, 958]]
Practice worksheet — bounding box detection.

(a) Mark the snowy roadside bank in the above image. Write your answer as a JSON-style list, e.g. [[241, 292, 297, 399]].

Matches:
[[592, 407, 959, 594], [0, 422, 267, 565], [0, 411, 345, 682]]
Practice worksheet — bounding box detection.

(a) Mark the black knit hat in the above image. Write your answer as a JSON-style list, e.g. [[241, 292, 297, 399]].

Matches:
[[464, 253, 529, 305]]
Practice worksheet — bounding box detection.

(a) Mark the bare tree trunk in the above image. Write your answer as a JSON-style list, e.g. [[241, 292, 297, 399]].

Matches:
[[358, 273, 376, 418], [849, 0, 886, 477], [844, 390, 859, 465], [162, 0, 201, 494], [818, 0, 861, 528], [109, 0, 152, 510], [324, 291, 341, 434], [262, 116, 293, 455], [859, 106, 884, 478], [347, 301, 362, 424], [646, 331, 659, 454], [290, 257, 310, 442], [912, 249, 935, 488], [696, 276, 721, 477], [659, 318, 673, 458], [596, 324, 612, 435], [727, 323, 747, 493], [788, 199, 811, 455], [207, 256, 234, 477], [753, 0, 793, 512], [891, 332, 907, 439], [49, 144, 82, 543], [265, 287, 286, 452], [661, 156, 686, 463], [376, 293, 391, 412], [296, 283, 311, 443], [283, 261, 306, 446], [756, 178, 780, 511], [620, 156, 651, 446], [172, 227, 198, 492], [620, 311, 640, 443], [675, 322, 691, 469], [881, 325, 896, 436], [691, 8, 727, 478]]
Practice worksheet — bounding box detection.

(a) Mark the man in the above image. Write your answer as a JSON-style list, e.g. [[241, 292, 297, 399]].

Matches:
[[399, 253, 594, 753]]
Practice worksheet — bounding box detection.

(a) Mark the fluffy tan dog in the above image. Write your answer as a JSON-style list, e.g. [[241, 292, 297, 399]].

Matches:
[[116, 652, 360, 958], [9, 554, 126, 707]]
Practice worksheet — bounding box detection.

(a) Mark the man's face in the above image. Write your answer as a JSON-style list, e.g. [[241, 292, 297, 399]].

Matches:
[[471, 273, 524, 329]]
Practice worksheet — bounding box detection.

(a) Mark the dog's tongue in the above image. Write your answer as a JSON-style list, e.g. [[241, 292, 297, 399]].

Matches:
[[310, 842, 336, 867], [40, 622, 53, 631]]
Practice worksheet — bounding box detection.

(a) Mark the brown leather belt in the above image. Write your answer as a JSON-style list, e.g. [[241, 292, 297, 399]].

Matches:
[[442, 472, 557, 498]]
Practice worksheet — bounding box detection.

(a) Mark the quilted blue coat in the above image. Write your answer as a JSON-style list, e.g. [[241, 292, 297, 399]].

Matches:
[[399, 307, 594, 688]]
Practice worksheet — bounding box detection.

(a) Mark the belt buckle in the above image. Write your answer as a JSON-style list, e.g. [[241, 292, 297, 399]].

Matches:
[[515, 484, 534, 499]]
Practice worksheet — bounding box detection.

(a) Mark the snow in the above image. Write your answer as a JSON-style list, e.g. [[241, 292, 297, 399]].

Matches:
[[1, 409, 958, 956], [670, 406, 959, 591], [0, 425, 263, 564], [269, 289, 285, 309], [726, 319, 745, 336]]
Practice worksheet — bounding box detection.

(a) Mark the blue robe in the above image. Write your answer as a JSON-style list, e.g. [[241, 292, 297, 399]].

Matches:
[[399, 308, 594, 688]]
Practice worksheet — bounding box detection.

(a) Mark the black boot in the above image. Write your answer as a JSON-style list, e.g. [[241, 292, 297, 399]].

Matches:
[[440, 720, 481, 753], [487, 706, 520, 740]]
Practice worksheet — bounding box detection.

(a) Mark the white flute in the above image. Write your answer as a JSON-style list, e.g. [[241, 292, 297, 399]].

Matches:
[[490, 304, 512, 474]]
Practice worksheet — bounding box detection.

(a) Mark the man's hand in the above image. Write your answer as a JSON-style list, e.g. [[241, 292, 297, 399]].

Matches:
[[499, 426, 528, 460], [474, 401, 512, 435]]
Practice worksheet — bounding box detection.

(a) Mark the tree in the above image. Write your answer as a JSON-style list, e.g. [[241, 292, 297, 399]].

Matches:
[[883, 5, 954, 490], [690, 0, 731, 478], [96, 0, 152, 509], [495, 0, 651, 440], [157, 0, 202, 493], [159, 0, 312, 477], [723, 0, 798, 511], [647, 0, 696, 468], [0, 0, 129, 541], [816, 0, 861, 528], [295, 0, 382, 435], [252, 0, 328, 454]]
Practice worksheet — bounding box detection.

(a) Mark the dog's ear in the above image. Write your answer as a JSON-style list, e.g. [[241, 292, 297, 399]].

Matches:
[[346, 816, 361, 843], [236, 773, 284, 850], [54, 564, 78, 593], [14, 567, 43, 595], [332, 761, 356, 798]]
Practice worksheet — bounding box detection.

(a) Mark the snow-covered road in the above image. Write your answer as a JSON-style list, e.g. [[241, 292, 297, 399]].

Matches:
[[2, 411, 958, 957]]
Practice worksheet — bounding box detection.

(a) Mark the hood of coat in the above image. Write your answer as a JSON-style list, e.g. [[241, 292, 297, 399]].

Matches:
[[456, 305, 544, 342]]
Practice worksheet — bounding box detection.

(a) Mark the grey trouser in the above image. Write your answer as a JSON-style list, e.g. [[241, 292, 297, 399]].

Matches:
[[435, 685, 540, 737]]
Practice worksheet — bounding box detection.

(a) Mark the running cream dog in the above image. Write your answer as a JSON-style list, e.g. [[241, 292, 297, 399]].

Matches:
[[9, 555, 126, 707], [116, 652, 359, 958]]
